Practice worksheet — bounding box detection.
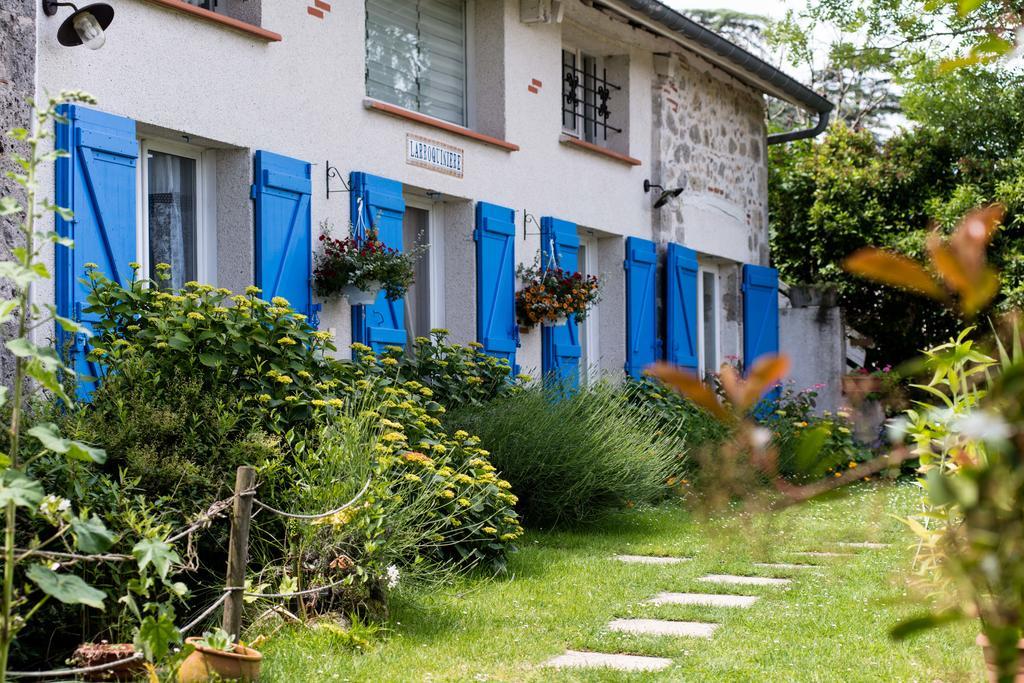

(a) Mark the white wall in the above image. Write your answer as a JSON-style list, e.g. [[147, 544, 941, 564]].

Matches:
[[32, 0, 771, 372]]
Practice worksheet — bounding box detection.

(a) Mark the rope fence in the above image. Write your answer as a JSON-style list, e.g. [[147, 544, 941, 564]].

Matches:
[[7, 467, 372, 680]]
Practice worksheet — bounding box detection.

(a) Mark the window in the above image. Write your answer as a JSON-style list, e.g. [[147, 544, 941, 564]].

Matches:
[[699, 268, 720, 378], [366, 0, 468, 126], [578, 232, 600, 384], [402, 196, 445, 345], [562, 48, 621, 144], [137, 139, 215, 288], [182, 0, 261, 24]]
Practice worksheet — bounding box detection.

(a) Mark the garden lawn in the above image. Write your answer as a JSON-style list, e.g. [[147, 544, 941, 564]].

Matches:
[[258, 482, 984, 682]]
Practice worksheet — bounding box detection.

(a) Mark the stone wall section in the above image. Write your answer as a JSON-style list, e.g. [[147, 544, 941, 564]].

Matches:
[[0, 0, 36, 388], [651, 53, 769, 265]]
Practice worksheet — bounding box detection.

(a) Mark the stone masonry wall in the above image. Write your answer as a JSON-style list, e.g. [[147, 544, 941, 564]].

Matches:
[[0, 0, 36, 388], [651, 53, 769, 265]]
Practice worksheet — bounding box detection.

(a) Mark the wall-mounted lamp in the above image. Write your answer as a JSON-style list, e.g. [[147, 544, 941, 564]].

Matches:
[[644, 179, 684, 209], [42, 2, 114, 50]]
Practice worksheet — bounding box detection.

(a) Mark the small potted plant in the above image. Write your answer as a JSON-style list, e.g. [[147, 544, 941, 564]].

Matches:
[[72, 642, 146, 681], [515, 262, 601, 328], [314, 227, 425, 305], [178, 628, 262, 683]]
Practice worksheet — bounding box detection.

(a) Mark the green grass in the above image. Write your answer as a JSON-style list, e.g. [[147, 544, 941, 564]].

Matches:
[[257, 483, 984, 682]]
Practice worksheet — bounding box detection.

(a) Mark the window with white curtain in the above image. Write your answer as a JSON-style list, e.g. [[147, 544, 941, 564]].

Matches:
[[366, 0, 468, 126]]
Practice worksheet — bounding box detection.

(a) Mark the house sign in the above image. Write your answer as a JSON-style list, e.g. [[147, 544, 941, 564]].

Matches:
[[406, 134, 464, 178]]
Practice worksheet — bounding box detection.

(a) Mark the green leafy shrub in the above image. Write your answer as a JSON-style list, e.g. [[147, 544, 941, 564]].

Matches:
[[448, 383, 681, 527], [625, 377, 729, 457], [352, 329, 525, 409]]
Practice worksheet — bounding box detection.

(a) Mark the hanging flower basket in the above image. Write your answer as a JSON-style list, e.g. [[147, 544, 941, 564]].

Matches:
[[515, 262, 601, 329], [314, 225, 426, 303]]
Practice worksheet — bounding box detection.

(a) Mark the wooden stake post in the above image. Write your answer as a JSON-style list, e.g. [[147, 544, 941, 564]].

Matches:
[[223, 466, 255, 640]]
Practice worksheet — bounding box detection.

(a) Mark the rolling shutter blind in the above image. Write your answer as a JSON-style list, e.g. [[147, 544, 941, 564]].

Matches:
[[624, 236, 658, 379], [253, 151, 315, 324], [350, 172, 408, 351], [55, 105, 138, 398], [666, 243, 699, 372], [540, 217, 582, 389], [474, 202, 518, 370], [366, 0, 467, 126]]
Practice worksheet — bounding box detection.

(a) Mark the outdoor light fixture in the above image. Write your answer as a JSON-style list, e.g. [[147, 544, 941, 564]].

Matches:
[[42, 1, 115, 50], [644, 180, 685, 209]]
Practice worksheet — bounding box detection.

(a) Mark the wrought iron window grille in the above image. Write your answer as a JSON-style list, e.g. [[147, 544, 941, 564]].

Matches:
[[562, 52, 622, 142]]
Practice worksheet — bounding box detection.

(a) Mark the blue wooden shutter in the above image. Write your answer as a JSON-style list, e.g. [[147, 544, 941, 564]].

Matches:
[[55, 105, 138, 397], [253, 151, 316, 324], [666, 243, 699, 372], [625, 236, 658, 378], [349, 172, 407, 351], [742, 264, 779, 367], [540, 217, 581, 388], [474, 202, 518, 370]]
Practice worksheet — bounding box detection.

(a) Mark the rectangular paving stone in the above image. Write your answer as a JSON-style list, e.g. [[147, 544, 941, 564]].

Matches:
[[753, 562, 819, 570], [837, 541, 891, 549], [614, 554, 690, 565], [544, 650, 673, 672], [792, 551, 854, 558], [698, 574, 791, 587], [608, 618, 719, 638], [648, 592, 759, 608]]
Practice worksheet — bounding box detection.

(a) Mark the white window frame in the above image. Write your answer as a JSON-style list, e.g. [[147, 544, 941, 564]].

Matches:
[[365, 0, 474, 128], [698, 265, 721, 378], [136, 138, 217, 285], [561, 46, 603, 143], [579, 231, 600, 384], [404, 194, 446, 330]]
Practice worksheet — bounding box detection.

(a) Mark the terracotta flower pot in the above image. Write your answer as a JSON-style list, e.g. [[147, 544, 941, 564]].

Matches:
[[72, 642, 146, 682], [178, 637, 262, 683], [976, 634, 1024, 682]]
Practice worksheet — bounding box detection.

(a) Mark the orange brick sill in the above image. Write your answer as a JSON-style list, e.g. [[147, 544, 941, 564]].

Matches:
[[559, 135, 641, 166], [364, 100, 520, 152], [140, 0, 282, 41]]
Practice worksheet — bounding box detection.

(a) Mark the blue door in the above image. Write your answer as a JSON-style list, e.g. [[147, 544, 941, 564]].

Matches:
[[475, 202, 518, 371], [540, 217, 581, 388], [55, 105, 138, 397], [253, 151, 316, 323], [666, 243, 699, 372], [624, 236, 658, 378], [350, 172, 407, 351]]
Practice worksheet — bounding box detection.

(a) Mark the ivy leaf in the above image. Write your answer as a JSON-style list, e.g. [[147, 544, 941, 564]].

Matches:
[[0, 471, 44, 509], [134, 612, 181, 662], [26, 423, 106, 463], [25, 564, 106, 610], [132, 538, 179, 580], [71, 516, 117, 553], [0, 196, 23, 216]]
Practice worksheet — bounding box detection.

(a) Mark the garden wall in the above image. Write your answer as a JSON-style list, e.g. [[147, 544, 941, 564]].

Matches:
[[0, 0, 35, 388]]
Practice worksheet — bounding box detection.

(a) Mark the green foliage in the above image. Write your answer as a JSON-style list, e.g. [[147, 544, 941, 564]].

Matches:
[[195, 627, 234, 652], [449, 383, 681, 527], [769, 115, 1024, 364], [353, 329, 523, 409], [624, 377, 728, 460]]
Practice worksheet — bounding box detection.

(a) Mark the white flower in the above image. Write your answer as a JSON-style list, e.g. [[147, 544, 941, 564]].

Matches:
[[749, 426, 772, 449], [885, 417, 909, 444], [954, 410, 1012, 443], [385, 564, 400, 590]]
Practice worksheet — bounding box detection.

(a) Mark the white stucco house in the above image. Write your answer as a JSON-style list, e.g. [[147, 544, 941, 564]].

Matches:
[[2, 0, 831, 387]]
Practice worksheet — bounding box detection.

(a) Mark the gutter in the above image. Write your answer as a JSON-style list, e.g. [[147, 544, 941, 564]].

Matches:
[[592, 0, 834, 144]]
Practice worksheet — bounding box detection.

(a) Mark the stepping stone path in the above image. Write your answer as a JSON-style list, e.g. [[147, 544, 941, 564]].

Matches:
[[837, 541, 890, 549], [545, 650, 673, 672], [698, 574, 791, 587], [648, 592, 759, 608], [614, 554, 689, 565], [608, 618, 719, 638], [792, 551, 853, 558], [753, 562, 818, 570]]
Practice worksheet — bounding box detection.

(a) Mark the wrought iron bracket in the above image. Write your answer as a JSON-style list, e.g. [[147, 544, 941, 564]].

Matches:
[[325, 161, 350, 199], [523, 210, 542, 241]]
